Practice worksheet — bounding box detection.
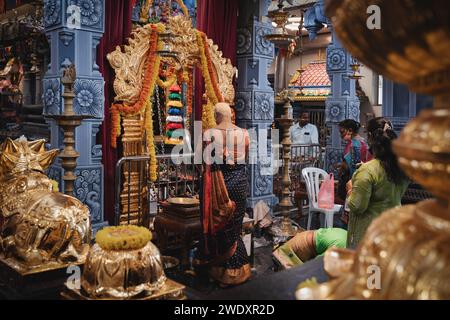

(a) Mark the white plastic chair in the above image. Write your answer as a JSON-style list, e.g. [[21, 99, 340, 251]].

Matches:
[[301, 167, 342, 229]]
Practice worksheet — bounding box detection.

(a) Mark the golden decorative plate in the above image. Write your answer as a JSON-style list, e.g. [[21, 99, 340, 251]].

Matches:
[[167, 197, 199, 207]]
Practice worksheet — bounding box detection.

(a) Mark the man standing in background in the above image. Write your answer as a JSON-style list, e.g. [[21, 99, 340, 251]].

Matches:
[[290, 112, 319, 158], [290, 112, 319, 145]]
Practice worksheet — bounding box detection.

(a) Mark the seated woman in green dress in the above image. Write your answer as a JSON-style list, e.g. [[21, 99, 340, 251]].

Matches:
[[346, 117, 409, 248]]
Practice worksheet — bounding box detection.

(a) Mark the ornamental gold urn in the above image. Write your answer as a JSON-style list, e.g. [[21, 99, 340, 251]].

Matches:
[[78, 226, 168, 299], [0, 137, 91, 273], [297, 0, 450, 299]]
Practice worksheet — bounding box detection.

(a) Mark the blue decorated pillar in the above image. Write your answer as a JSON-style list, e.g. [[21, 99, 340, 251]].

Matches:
[[236, 0, 277, 210], [43, 0, 107, 230], [304, 0, 360, 172], [324, 28, 360, 172]]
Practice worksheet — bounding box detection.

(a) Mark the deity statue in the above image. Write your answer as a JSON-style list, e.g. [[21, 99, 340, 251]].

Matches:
[[0, 57, 23, 94], [0, 137, 91, 272]]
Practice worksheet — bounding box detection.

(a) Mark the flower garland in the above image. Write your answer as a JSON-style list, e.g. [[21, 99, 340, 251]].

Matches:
[[202, 101, 215, 130], [201, 33, 224, 102], [110, 105, 121, 148], [197, 31, 224, 103], [110, 23, 164, 181], [156, 73, 177, 89], [196, 31, 225, 129], [96, 225, 152, 251], [144, 99, 157, 181]]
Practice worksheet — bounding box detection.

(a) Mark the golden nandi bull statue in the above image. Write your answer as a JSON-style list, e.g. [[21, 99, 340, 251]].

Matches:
[[0, 137, 91, 273]]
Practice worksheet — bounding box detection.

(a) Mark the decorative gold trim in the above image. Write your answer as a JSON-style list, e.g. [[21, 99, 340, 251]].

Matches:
[[107, 25, 155, 105]]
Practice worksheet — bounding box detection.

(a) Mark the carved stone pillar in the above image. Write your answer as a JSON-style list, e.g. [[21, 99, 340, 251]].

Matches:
[[43, 0, 107, 231], [236, 0, 276, 210], [325, 28, 360, 173]]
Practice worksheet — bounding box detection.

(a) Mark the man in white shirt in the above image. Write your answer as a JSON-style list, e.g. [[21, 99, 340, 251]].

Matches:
[[290, 112, 319, 158], [290, 112, 319, 144]]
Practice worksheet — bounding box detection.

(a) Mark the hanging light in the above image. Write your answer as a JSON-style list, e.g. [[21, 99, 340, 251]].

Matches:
[[294, 10, 306, 96], [285, 15, 302, 31], [265, 3, 296, 47], [349, 58, 364, 80]]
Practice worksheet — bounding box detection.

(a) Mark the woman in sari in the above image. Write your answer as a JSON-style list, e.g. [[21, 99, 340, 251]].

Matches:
[[198, 102, 251, 286], [339, 119, 371, 181], [337, 120, 372, 224]]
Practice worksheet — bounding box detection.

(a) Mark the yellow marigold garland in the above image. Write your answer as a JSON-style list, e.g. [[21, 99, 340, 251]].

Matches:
[[202, 101, 216, 130], [156, 71, 177, 89], [197, 31, 217, 105], [196, 30, 227, 129], [110, 25, 163, 148], [144, 99, 157, 182], [201, 33, 224, 102], [96, 225, 152, 251]]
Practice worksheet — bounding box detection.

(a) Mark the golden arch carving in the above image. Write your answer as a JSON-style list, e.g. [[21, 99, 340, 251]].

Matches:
[[108, 15, 236, 107]]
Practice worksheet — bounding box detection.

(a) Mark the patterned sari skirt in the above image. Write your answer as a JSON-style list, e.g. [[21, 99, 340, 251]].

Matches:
[[199, 164, 251, 285]]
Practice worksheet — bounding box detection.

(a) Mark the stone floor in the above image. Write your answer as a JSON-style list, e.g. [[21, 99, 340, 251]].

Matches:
[[167, 210, 347, 297]]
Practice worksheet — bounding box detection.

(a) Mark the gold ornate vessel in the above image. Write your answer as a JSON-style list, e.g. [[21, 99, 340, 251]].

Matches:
[[297, 0, 450, 299], [79, 226, 167, 299], [0, 137, 91, 274]]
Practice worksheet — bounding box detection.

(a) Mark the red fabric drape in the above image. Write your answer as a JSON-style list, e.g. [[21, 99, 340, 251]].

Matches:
[[97, 0, 133, 223], [195, 0, 239, 120]]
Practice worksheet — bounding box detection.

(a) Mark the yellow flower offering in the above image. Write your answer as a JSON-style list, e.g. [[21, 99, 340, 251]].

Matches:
[[96, 225, 152, 251]]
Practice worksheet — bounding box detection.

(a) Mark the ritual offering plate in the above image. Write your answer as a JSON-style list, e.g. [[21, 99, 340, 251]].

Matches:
[[167, 197, 200, 207], [75, 225, 167, 299]]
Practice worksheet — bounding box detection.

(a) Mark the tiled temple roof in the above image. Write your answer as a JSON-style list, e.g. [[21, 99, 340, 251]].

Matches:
[[289, 60, 330, 87], [287, 60, 331, 102]]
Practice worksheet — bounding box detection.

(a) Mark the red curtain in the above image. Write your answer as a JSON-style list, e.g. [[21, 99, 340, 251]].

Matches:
[[97, 0, 133, 223], [195, 0, 239, 120]]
